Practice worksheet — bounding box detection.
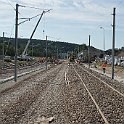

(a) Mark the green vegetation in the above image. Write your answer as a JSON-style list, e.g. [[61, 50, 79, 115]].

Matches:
[[0, 37, 123, 60], [0, 37, 88, 59]]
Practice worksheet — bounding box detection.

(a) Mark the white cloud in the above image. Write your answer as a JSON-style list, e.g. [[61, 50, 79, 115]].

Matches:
[[0, 0, 124, 49], [1, 0, 120, 23]]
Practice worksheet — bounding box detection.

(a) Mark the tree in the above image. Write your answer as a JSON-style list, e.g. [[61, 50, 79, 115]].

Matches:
[[121, 47, 124, 51]]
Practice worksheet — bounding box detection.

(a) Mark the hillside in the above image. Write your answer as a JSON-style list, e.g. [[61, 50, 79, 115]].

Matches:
[[105, 47, 124, 57], [0, 37, 112, 59], [0, 37, 78, 57]]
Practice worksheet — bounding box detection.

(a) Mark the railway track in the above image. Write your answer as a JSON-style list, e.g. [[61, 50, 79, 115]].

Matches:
[[0, 63, 65, 124], [0, 63, 46, 80], [81, 64, 124, 95], [0, 62, 123, 124], [72, 64, 124, 124]]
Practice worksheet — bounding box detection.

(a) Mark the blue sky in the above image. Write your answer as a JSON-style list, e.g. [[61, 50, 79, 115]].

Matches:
[[0, 0, 124, 50]]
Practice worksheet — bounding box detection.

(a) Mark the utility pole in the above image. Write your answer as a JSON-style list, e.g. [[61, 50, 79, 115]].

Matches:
[[100, 27, 105, 52], [57, 48, 58, 60], [2, 32, 5, 75], [78, 45, 80, 59], [88, 35, 90, 68], [31, 43, 34, 57], [112, 8, 116, 80], [2, 32, 4, 64], [67, 51, 68, 59], [14, 4, 19, 82], [46, 35, 48, 70]]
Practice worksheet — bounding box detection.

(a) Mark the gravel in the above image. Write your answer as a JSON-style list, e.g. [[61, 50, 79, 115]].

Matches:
[[74, 64, 124, 124], [0, 62, 123, 124]]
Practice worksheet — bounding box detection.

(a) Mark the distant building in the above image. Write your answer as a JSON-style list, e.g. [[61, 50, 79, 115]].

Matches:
[[78, 50, 88, 62], [105, 55, 124, 66], [78, 49, 100, 62]]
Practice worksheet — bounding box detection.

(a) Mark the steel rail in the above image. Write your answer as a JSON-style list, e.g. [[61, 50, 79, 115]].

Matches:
[[78, 65, 124, 97], [73, 65, 110, 124]]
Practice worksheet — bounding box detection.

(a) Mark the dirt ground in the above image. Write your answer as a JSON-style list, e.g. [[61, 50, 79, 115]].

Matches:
[[94, 63, 124, 81]]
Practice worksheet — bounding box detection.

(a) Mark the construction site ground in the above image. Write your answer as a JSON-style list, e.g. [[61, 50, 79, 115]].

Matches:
[[89, 63, 124, 83]]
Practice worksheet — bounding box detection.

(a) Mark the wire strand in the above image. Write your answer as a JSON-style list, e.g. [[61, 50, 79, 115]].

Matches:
[[6, 0, 16, 10], [19, 4, 48, 10]]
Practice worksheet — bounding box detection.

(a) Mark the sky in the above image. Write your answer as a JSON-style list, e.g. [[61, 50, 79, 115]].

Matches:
[[0, 0, 124, 50]]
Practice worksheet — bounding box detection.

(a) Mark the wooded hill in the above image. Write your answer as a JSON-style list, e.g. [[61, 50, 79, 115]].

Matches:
[[0, 37, 79, 58], [0, 37, 123, 59]]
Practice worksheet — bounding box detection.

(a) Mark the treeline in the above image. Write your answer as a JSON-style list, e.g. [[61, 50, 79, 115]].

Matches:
[[0, 37, 87, 58], [0, 37, 123, 59], [105, 47, 124, 56]]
